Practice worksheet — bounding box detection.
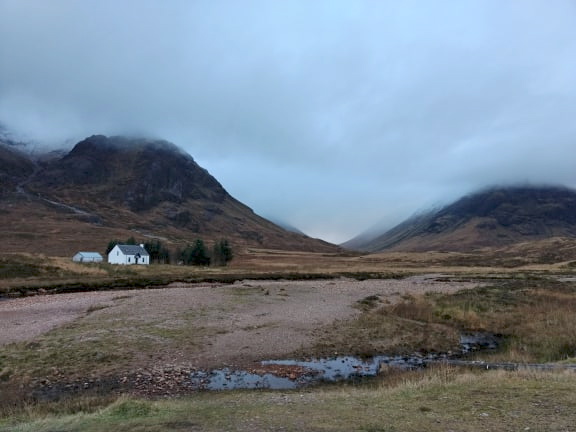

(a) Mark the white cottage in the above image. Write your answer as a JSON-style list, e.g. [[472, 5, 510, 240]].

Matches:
[[72, 252, 103, 263], [108, 244, 150, 265]]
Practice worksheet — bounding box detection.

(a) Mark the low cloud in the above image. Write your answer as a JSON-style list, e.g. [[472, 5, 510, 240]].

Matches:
[[1, 0, 576, 242]]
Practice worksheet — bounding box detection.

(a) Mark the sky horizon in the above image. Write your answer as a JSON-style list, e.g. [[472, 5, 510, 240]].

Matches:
[[2, 1, 576, 243]]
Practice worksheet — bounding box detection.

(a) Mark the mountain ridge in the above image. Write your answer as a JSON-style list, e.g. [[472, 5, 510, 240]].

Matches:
[[344, 185, 576, 252], [0, 135, 338, 256]]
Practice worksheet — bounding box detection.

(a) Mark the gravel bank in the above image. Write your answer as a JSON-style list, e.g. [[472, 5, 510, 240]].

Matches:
[[0, 275, 480, 367]]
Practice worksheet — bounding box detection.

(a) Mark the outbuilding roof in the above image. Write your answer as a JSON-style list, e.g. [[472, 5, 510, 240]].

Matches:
[[75, 252, 103, 259], [116, 244, 149, 256]]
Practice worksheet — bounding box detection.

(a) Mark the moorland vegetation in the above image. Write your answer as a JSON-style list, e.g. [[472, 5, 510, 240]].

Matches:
[[1, 250, 576, 430]]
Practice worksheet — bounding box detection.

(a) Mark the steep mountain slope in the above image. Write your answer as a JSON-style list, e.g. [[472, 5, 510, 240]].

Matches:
[[0, 144, 36, 195], [0, 135, 337, 255], [345, 186, 576, 252]]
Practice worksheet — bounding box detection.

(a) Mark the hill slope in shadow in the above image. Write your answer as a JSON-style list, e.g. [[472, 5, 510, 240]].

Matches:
[[344, 186, 576, 252]]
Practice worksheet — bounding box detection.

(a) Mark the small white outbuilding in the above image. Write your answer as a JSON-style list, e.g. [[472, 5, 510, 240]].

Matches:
[[108, 244, 150, 265], [72, 252, 103, 263]]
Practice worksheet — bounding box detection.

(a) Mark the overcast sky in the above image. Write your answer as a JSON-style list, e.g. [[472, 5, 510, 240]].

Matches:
[[1, 1, 576, 243]]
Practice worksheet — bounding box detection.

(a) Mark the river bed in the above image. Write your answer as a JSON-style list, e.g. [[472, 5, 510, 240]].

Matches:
[[190, 332, 501, 390]]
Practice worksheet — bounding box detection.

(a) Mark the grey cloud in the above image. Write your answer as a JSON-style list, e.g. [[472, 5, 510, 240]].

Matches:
[[1, 0, 576, 242]]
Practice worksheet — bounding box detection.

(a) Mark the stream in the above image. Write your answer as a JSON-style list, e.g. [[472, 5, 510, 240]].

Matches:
[[190, 332, 502, 390]]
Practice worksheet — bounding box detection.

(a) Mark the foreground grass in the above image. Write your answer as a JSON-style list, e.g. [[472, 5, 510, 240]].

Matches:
[[401, 278, 576, 363], [2, 266, 576, 431], [3, 275, 576, 398], [1, 368, 575, 432], [313, 277, 576, 363]]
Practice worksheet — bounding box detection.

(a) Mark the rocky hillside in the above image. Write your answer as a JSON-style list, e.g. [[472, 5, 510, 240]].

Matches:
[[345, 186, 576, 252], [0, 144, 36, 195], [0, 135, 338, 255]]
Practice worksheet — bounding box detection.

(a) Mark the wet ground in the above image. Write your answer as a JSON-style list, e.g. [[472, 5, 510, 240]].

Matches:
[[190, 332, 502, 390]]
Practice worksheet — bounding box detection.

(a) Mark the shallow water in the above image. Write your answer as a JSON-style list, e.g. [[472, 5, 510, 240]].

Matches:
[[190, 354, 437, 391], [190, 332, 501, 391], [190, 369, 301, 390]]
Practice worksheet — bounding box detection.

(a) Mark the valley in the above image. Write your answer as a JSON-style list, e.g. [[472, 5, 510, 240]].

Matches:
[[3, 1, 576, 427], [2, 136, 576, 430], [1, 250, 576, 431]]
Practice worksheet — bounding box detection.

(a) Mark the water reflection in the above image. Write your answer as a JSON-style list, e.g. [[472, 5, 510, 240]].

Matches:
[[190, 368, 300, 390], [190, 332, 501, 391], [190, 353, 439, 391]]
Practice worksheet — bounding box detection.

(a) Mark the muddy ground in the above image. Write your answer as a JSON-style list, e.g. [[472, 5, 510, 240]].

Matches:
[[0, 276, 479, 367]]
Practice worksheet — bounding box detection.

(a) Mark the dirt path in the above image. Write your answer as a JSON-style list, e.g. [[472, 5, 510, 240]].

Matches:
[[0, 275, 479, 368]]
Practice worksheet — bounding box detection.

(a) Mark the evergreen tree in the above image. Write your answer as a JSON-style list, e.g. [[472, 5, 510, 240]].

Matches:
[[191, 239, 211, 266], [180, 239, 210, 266], [212, 239, 233, 266], [144, 240, 161, 263], [105, 240, 120, 255], [158, 246, 171, 264]]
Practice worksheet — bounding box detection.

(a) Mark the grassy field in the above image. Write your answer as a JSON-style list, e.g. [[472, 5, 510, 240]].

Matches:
[[1, 247, 573, 296], [314, 277, 576, 364], [1, 368, 575, 431], [2, 250, 576, 431]]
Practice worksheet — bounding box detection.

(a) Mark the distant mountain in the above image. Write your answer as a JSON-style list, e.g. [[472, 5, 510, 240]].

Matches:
[[0, 123, 33, 150], [0, 143, 36, 195], [265, 217, 306, 235], [0, 135, 338, 255], [344, 186, 576, 252]]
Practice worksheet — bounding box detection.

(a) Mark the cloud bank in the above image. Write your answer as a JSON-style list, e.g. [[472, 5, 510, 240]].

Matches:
[[1, 0, 576, 242]]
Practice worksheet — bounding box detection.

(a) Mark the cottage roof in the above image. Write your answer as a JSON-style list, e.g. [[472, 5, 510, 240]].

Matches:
[[116, 244, 149, 256], [76, 252, 103, 259]]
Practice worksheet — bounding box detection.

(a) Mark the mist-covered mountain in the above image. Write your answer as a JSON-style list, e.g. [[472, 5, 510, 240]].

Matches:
[[0, 134, 338, 255], [264, 217, 306, 235], [0, 143, 36, 195], [344, 185, 576, 252]]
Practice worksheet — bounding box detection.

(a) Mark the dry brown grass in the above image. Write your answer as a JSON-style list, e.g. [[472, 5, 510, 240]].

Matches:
[[48, 257, 108, 276], [1, 260, 576, 430], [296, 275, 576, 364], [2, 246, 573, 296], [3, 368, 576, 432], [368, 279, 576, 363]]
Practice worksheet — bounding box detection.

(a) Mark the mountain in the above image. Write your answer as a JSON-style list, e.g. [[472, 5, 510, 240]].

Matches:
[[0, 135, 338, 255], [344, 185, 576, 252], [0, 144, 36, 195], [265, 217, 306, 235]]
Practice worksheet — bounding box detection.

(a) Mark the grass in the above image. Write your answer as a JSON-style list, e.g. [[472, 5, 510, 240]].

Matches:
[[354, 294, 382, 311], [422, 279, 576, 362], [0, 300, 225, 386], [3, 270, 575, 387], [310, 308, 460, 359], [0, 255, 62, 280], [307, 278, 576, 363], [3, 247, 571, 297], [2, 254, 576, 430], [1, 368, 575, 431]]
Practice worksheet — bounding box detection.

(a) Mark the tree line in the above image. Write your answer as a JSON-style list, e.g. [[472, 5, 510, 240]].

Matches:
[[105, 237, 233, 266]]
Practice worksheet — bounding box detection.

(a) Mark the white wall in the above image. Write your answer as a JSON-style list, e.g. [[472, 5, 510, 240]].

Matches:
[[107, 245, 150, 265], [133, 254, 149, 265], [108, 245, 128, 265]]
